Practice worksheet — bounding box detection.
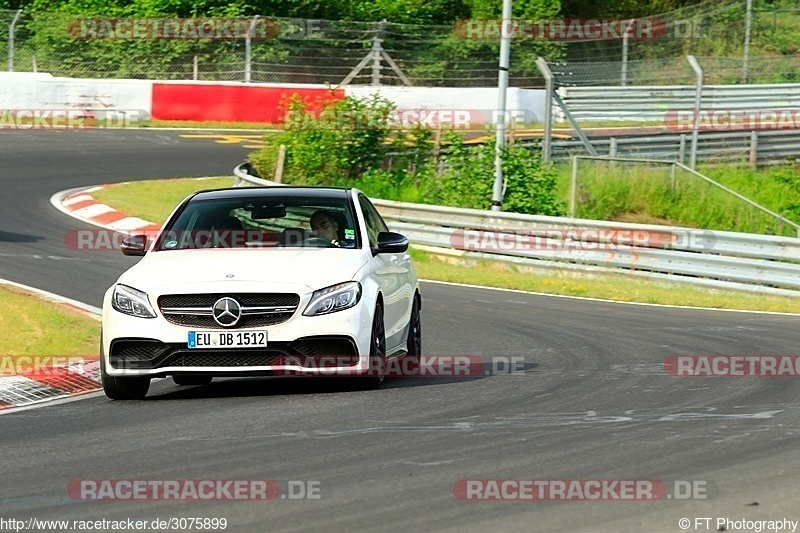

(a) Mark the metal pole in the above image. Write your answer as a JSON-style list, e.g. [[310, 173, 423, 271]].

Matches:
[[535, 57, 553, 164], [570, 156, 578, 218], [749, 130, 758, 168], [8, 9, 22, 72], [621, 19, 634, 87], [371, 20, 387, 86], [245, 15, 259, 83], [491, 0, 512, 212], [274, 144, 286, 183], [687, 55, 703, 170], [743, 0, 752, 83], [670, 162, 676, 192]]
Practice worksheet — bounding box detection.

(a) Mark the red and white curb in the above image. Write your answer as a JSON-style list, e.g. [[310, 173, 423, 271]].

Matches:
[[0, 185, 164, 410], [0, 361, 102, 412], [52, 185, 160, 234], [0, 278, 102, 412]]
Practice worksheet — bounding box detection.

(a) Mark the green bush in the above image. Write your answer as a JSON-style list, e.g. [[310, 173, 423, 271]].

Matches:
[[429, 133, 565, 216], [249, 93, 432, 185], [251, 94, 562, 216]]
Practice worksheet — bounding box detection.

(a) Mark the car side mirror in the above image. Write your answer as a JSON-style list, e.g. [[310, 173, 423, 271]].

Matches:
[[121, 234, 147, 256], [374, 231, 408, 255]]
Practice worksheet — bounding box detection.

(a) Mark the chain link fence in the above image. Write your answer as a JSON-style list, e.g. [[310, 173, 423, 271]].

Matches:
[[2, 1, 799, 87], [0, 11, 553, 86]]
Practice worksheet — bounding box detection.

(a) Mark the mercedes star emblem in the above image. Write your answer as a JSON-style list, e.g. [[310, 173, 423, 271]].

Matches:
[[212, 297, 241, 327]]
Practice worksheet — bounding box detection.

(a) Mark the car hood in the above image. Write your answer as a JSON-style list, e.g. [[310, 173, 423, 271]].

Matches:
[[117, 248, 369, 294]]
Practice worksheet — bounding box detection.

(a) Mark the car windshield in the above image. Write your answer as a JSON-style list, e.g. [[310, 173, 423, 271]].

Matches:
[[153, 194, 360, 251]]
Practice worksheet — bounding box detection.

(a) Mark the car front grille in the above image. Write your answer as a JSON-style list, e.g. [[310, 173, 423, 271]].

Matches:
[[109, 337, 358, 371], [157, 293, 300, 329]]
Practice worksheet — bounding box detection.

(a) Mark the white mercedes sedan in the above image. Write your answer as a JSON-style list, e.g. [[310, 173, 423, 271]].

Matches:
[[100, 187, 421, 400]]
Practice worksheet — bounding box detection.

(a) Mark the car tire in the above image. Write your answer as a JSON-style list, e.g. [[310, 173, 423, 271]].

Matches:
[[405, 293, 422, 371], [361, 302, 386, 390], [173, 375, 213, 386], [100, 351, 150, 400]]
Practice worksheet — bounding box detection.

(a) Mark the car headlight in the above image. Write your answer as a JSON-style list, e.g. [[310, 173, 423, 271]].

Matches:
[[111, 284, 157, 318], [303, 281, 362, 316]]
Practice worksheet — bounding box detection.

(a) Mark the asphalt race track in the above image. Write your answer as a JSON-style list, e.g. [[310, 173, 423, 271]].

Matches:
[[2, 130, 800, 532]]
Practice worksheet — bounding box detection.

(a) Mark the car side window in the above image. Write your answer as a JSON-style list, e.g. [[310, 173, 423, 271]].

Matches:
[[358, 195, 387, 248]]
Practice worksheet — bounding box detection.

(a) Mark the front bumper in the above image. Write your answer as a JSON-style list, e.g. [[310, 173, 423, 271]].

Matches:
[[108, 336, 361, 378], [102, 289, 376, 378]]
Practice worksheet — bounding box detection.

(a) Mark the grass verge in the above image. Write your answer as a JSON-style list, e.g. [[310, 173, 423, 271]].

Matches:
[[0, 285, 99, 372], [554, 162, 800, 236], [89, 177, 800, 313], [409, 248, 800, 314], [92, 177, 234, 225]]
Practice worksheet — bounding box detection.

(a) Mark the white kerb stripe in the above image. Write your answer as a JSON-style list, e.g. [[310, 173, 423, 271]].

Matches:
[[73, 203, 115, 218], [106, 217, 152, 231], [63, 194, 94, 206]]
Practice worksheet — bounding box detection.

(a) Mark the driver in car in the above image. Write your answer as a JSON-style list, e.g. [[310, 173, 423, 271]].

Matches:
[[310, 209, 341, 246]]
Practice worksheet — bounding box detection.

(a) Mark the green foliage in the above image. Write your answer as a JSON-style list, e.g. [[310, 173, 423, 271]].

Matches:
[[250, 93, 432, 185], [430, 133, 565, 215], [354, 168, 427, 203], [250, 95, 564, 216], [500, 144, 564, 216], [16, 0, 250, 78], [771, 166, 800, 216], [707, 164, 800, 225], [432, 134, 494, 209], [556, 162, 800, 236], [7, 0, 799, 85], [561, 0, 707, 18], [464, 0, 560, 18], [348, 0, 470, 24]]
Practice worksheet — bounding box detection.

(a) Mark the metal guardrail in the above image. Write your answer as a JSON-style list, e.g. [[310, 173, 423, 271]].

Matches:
[[233, 163, 800, 295], [556, 84, 800, 122], [527, 129, 800, 166]]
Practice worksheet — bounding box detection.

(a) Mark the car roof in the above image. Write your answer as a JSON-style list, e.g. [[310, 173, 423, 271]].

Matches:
[[189, 186, 354, 202]]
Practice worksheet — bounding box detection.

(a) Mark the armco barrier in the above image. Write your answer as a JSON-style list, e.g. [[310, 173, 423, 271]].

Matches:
[[556, 84, 800, 122], [542, 129, 800, 166], [233, 163, 800, 295]]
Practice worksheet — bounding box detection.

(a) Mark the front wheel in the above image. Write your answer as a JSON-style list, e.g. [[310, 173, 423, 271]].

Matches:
[[101, 355, 150, 400], [360, 302, 386, 390], [405, 294, 422, 370]]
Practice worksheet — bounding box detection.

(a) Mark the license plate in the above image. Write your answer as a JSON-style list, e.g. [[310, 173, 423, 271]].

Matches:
[[188, 330, 267, 349]]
